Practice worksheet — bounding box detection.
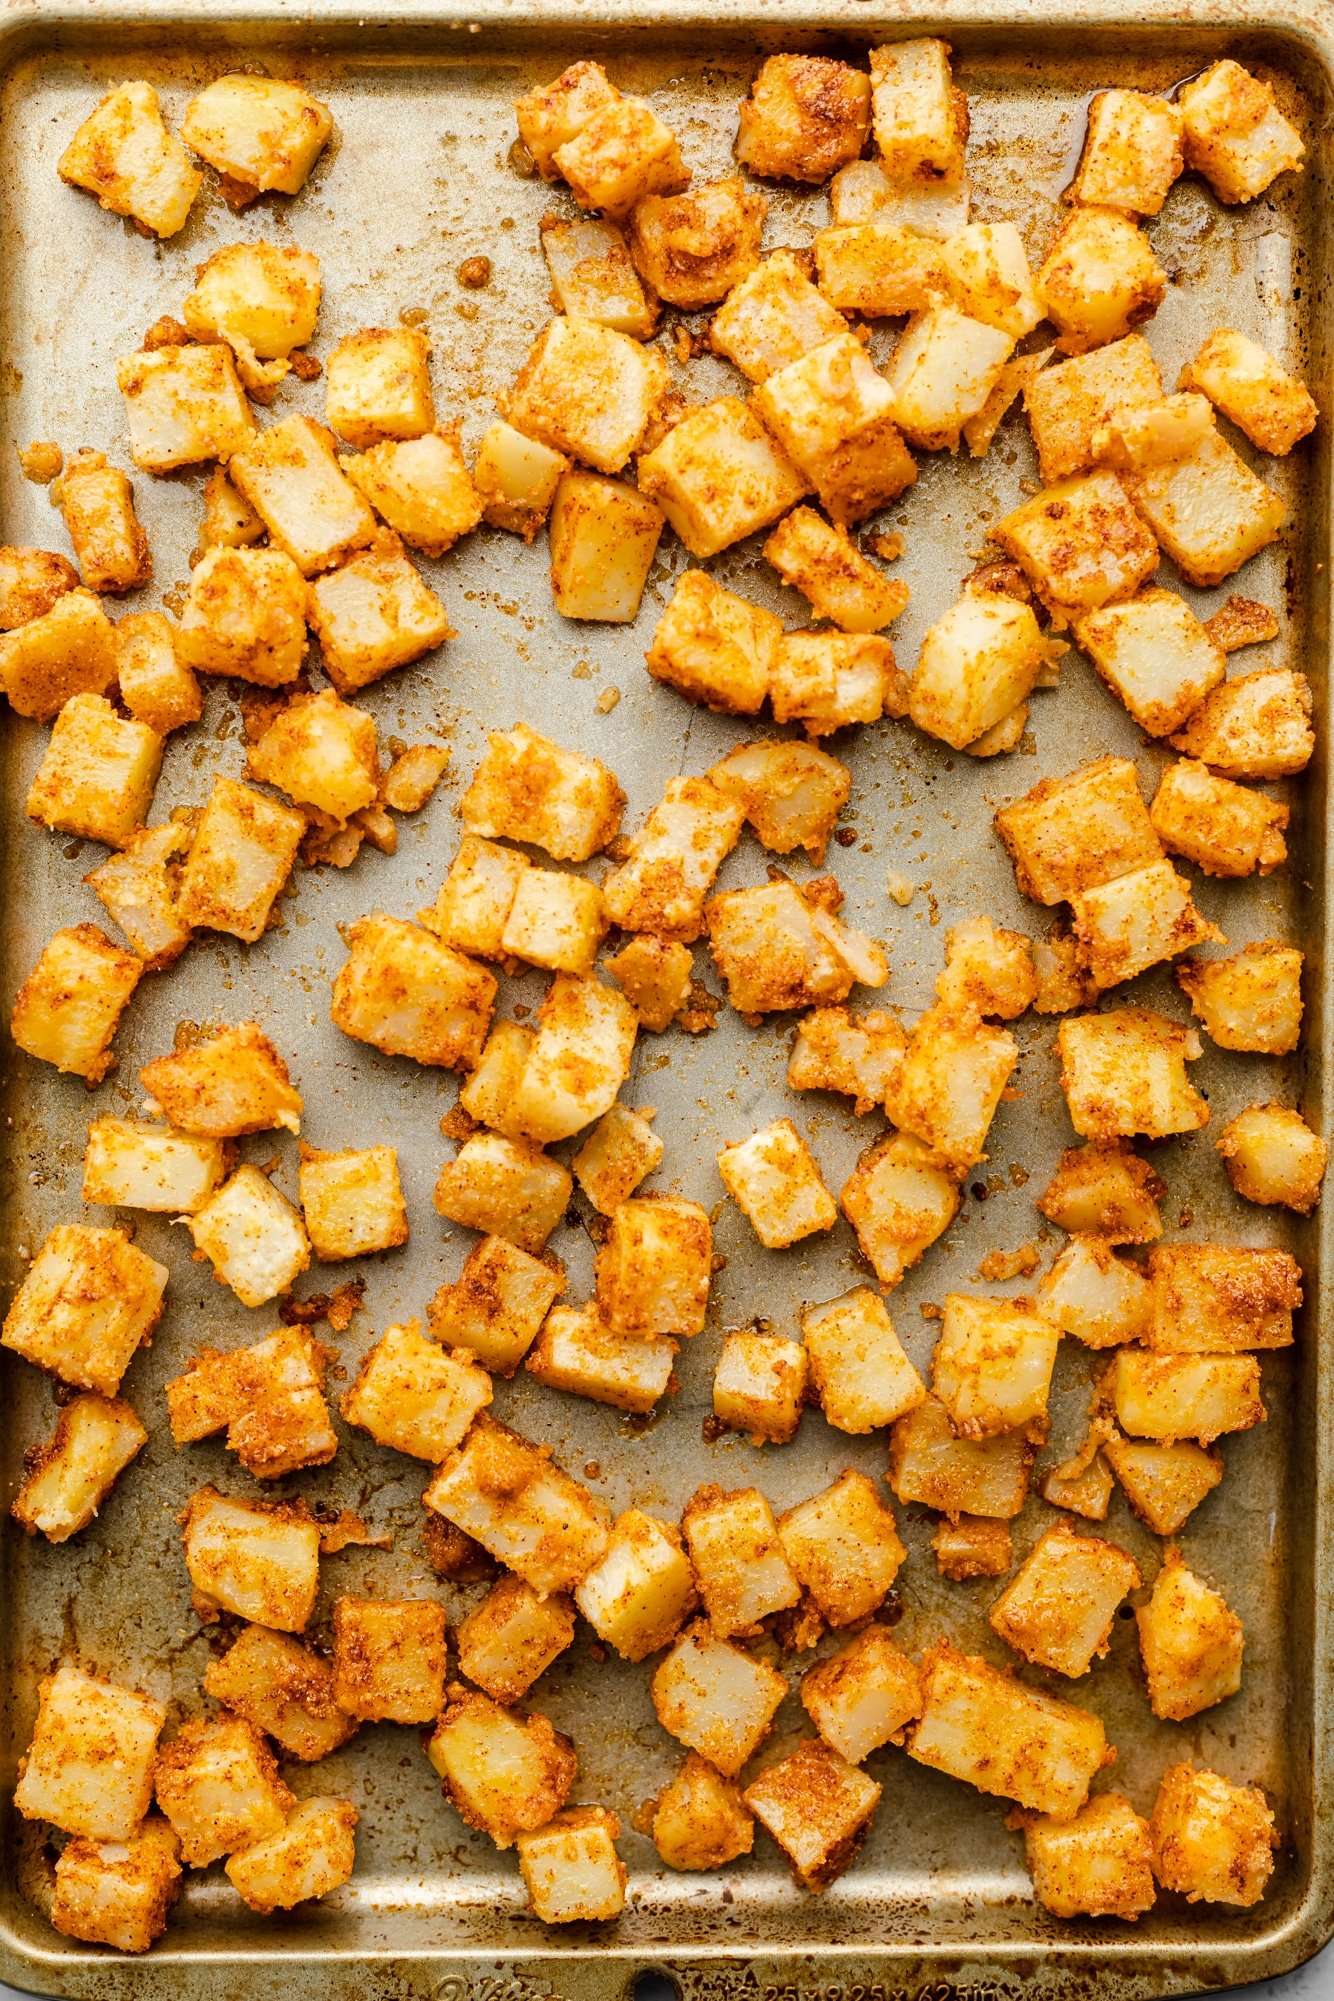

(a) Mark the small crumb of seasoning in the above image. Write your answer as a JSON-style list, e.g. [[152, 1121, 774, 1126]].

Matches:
[[596, 686, 621, 713], [457, 256, 491, 289]]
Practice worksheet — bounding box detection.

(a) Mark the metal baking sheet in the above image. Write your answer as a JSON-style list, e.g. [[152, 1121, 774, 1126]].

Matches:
[[0, 1, 1329, 1995]]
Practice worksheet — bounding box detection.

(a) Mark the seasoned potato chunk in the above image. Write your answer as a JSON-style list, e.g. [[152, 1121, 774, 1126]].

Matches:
[[506, 972, 638, 1146], [840, 1129, 960, 1286], [154, 1714, 293, 1867], [1071, 88, 1183, 215], [59, 79, 201, 235], [646, 569, 781, 716], [1149, 1763, 1276, 1907], [1037, 207, 1166, 354], [1177, 941, 1303, 1053], [331, 1596, 447, 1725], [1069, 858, 1221, 993], [420, 837, 528, 960], [182, 240, 321, 389], [52, 1818, 182, 1954], [717, 1118, 837, 1250], [517, 1807, 626, 1924], [203, 1625, 356, 1761], [1137, 1550, 1242, 1721], [176, 776, 305, 942], [574, 1508, 697, 1661], [1150, 759, 1287, 877], [503, 866, 609, 975], [456, 1576, 574, 1703], [516, 61, 621, 181], [909, 590, 1045, 750], [1026, 1794, 1157, 1921], [1074, 589, 1225, 737], [888, 1002, 1017, 1172], [200, 467, 265, 550], [249, 688, 377, 824], [764, 507, 908, 634], [457, 1022, 536, 1140], [181, 1485, 321, 1631], [1218, 1104, 1327, 1214], [1058, 1008, 1208, 1141], [932, 1293, 1060, 1439], [505, 317, 667, 476], [1031, 921, 1099, 1017], [683, 1484, 801, 1636], [652, 1753, 753, 1871], [226, 1796, 358, 1914], [745, 1739, 881, 1893], [309, 529, 453, 693], [553, 96, 689, 219], [116, 612, 201, 735], [229, 415, 377, 577], [1169, 667, 1313, 778], [814, 221, 948, 318], [935, 1514, 1016, 1577], [1036, 1234, 1150, 1348], [713, 1328, 808, 1443], [778, 1470, 906, 1629], [990, 1520, 1140, 1678], [639, 396, 808, 554], [735, 55, 871, 183], [341, 429, 482, 556], [181, 73, 331, 196], [1090, 391, 1215, 472], [883, 305, 1015, 452], [12, 1393, 146, 1544], [461, 722, 623, 862], [787, 1004, 904, 1111], [1128, 432, 1287, 588], [540, 216, 656, 337], [706, 876, 887, 1016], [428, 1688, 576, 1848], [603, 776, 744, 941], [907, 1643, 1110, 1817], [1104, 1435, 1223, 1536], [1179, 59, 1304, 205], [936, 917, 1035, 1020], [834, 150, 964, 236], [166, 1325, 332, 1473], [141, 1022, 301, 1137], [992, 472, 1158, 617], [1110, 1349, 1264, 1446], [526, 1303, 675, 1414], [549, 469, 665, 623], [1146, 1242, 1299, 1352], [940, 222, 1041, 339], [428, 1235, 564, 1375], [801, 1286, 924, 1433], [16, 1665, 164, 1840], [595, 1195, 712, 1338], [423, 1414, 608, 1595], [571, 1104, 661, 1215], [801, 1626, 922, 1765], [0, 543, 77, 630], [869, 39, 967, 185], [1180, 328, 1316, 456], [434, 1131, 572, 1255], [770, 629, 906, 737], [628, 178, 765, 308], [0, 587, 118, 720], [889, 1393, 1034, 1519], [177, 546, 309, 688], [57, 449, 150, 595], [116, 340, 254, 472], [604, 933, 693, 1033], [26, 691, 161, 848], [710, 248, 847, 384], [185, 1164, 311, 1309], [342, 1319, 491, 1460], [325, 327, 433, 450], [332, 912, 496, 1071], [2, 1222, 167, 1396], [651, 1620, 787, 1776], [754, 333, 916, 524], [10, 923, 141, 1083]]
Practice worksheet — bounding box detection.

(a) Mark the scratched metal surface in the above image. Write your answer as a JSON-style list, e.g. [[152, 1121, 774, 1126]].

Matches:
[[0, 2, 1328, 1997]]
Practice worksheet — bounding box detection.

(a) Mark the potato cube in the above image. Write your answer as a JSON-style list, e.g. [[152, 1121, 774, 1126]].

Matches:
[[57, 449, 150, 595], [1036, 1234, 1150, 1348], [1150, 1763, 1276, 1907], [342, 1318, 491, 1459], [652, 1754, 753, 1871], [993, 472, 1158, 616], [639, 396, 808, 555], [745, 1739, 880, 1893], [787, 1005, 905, 1113], [182, 239, 320, 383], [380, 742, 448, 816], [712, 1328, 807, 1444], [1110, 1349, 1264, 1445], [763, 508, 907, 635], [1031, 922, 1099, 1017], [990, 1520, 1140, 1679], [932, 1293, 1060, 1439], [0, 585, 118, 721], [884, 303, 1015, 451], [594, 1194, 712, 1338], [185, 1165, 310, 1309], [869, 39, 967, 185], [1037, 206, 1166, 355], [935, 1514, 1016, 1576], [52, 1818, 182, 1954], [717, 1119, 836, 1250], [297, 1142, 407, 1262], [840, 1129, 961, 1286], [457, 1022, 535, 1140], [995, 756, 1161, 907], [429, 1687, 576, 1847], [176, 776, 305, 942], [801, 1288, 922, 1435], [515, 1808, 626, 1927], [651, 1619, 786, 1775], [424, 1414, 608, 1595], [1071, 87, 1183, 214], [181, 1485, 321, 1631], [308, 529, 452, 692], [907, 1643, 1109, 1816], [574, 1508, 696, 1661], [909, 591, 1044, 751], [1151, 758, 1287, 879], [329, 1596, 447, 1726], [936, 916, 1035, 1021], [181, 71, 331, 195], [249, 689, 378, 822], [332, 912, 496, 1070], [200, 467, 266, 550], [226, 1796, 358, 1914], [1070, 858, 1222, 992], [154, 1715, 293, 1869], [506, 317, 667, 476], [755, 332, 916, 524], [231, 415, 374, 576], [1137, 1549, 1244, 1724], [176, 545, 309, 688], [1024, 333, 1164, 483], [116, 612, 201, 735], [516, 61, 621, 181], [735, 54, 870, 182], [428, 1235, 564, 1375], [434, 1132, 572, 1255], [501, 868, 608, 975], [1058, 1007, 1208, 1140], [461, 721, 623, 861], [27, 692, 161, 848], [325, 327, 433, 449], [203, 1625, 356, 1761], [801, 1626, 921, 1765], [11, 1393, 146, 1544], [539, 216, 656, 338], [2, 1222, 167, 1396], [770, 628, 906, 737], [456, 1576, 574, 1703], [889, 1394, 1034, 1519], [1179, 59, 1304, 205], [888, 1002, 1017, 1173], [419, 837, 528, 962], [710, 248, 847, 385], [1219, 1104, 1326, 1214], [16, 1664, 164, 1840], [140, 1021, 301, 1137], [1091, 391, 1216, 472], [1026, 1793, 1157, 1921], [572, 1104, 662, 1215], [1104, 1435, 1222, 1536], [1170, 666, 1313, 778], [1178, 941, 1303, 1054], [508, 972, 639, 1147], [682, 1484, 800, 1636], [472, 421, 569, 541], [115, 340, 254, 472], [1074, 589, 1225, 739], [706, 876, 885, 1016], [1145, 1241, 1299, 1354], [553, 96, 689, 218], [813, 220, 945, 318], [548, 465, 667, 623], [526, 1303, 675, 1413], [59, 78, 200, 234], [604, 776, 744, 941], [0, 544, 77, 630], [1130, 431, 1288, 588], [604, 933, 693, 1032], [628, 177, 765, 308], [10, 923, 141, 1083], [341, 428, 482, 557], [1180, 328, 1316, 456], [165, 1324, 326, 1449], [778, 1470, 905, 1629]]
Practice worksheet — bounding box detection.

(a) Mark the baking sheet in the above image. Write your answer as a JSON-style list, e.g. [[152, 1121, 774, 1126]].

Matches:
[[0, 2, 1329, 1995]]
